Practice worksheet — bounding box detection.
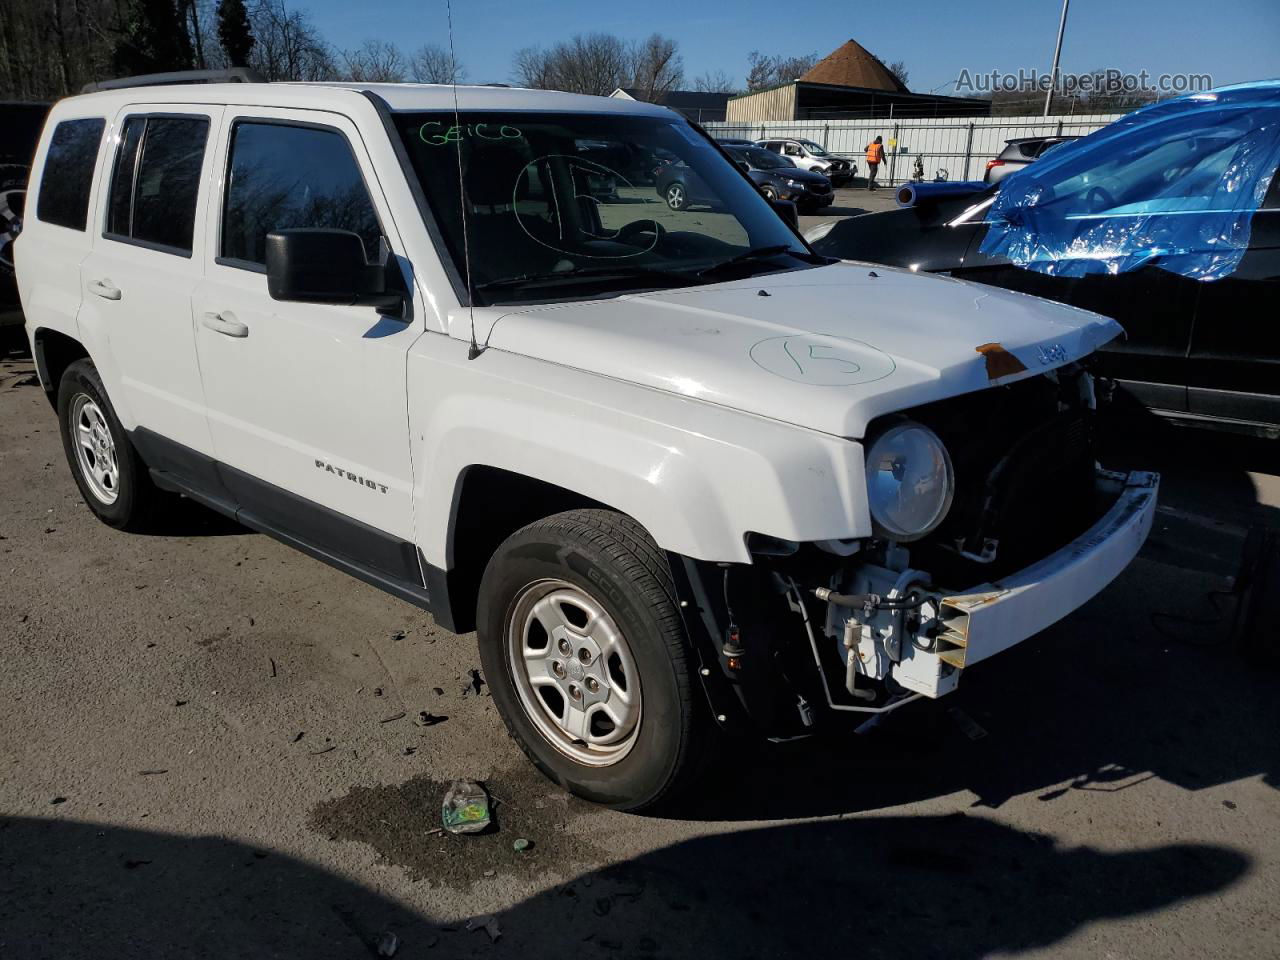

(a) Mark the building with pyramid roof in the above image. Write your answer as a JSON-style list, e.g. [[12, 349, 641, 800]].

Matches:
[[800, 39, 910, 92], [726, 38, 988, 123]]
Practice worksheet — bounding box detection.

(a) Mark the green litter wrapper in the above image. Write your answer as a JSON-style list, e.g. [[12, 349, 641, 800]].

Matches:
[[442, 780, 491, 834]]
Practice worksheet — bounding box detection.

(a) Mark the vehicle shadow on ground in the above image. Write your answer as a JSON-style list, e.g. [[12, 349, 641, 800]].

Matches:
[[136, 497, 249, 538], [820, 202, 871, 218], [0, 813, 1248, 960], [678, 412, 1280, 823]]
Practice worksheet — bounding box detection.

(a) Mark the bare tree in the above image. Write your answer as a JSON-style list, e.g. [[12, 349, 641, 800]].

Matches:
[[247, 0, 334, 81], [886, 59, 909, 88], [558, 33, 631, 96], [339, 39, 407, 82], [693, 69, 737, 94], [179, 0, 208, 69], [745, 51, 773, 91], [0, 0, 132, 98], [510, 33, 630, 96], [772, 53, 818, 83], [512, 46, 555, 89], [745, 50, 818, 91], [410, 43, 465, 84], [112, 0, 195, 76], [627, 33, 682, 101]]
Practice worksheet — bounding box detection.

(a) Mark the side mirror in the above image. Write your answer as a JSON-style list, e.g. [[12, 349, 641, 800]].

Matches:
[[736, 160, 750, 174], [265, 228, 404, 311], [770, 198, 799, 230]]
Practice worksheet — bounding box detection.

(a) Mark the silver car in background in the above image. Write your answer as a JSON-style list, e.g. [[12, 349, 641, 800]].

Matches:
[[984, 135, 1079, 184]]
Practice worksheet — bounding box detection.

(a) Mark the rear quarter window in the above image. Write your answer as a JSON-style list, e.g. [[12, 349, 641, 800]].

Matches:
[[36, 118, 106, 231]]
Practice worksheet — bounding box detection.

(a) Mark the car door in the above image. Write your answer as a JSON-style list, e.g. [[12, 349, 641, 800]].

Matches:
[[78, 105, 223, 479], [1184, 170, 1280, 428], [192, 108, 423, 581]]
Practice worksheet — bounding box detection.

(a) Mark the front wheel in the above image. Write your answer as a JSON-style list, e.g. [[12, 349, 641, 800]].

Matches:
[[664, 182, 688, 211], [477, 509, 710, 810]]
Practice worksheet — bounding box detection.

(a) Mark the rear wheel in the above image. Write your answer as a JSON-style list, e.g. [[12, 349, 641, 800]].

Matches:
[[57, 359, 162, 530], [478, 509, 710, 810], [0, 163, 28, 279]]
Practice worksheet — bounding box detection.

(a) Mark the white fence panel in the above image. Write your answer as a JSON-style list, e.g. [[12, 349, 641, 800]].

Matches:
[[704, 114, 1125, 186]]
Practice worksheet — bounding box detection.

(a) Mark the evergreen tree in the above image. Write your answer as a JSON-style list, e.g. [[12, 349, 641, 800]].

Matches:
[[217, 0, 255, 67], [113, 0, 195, 75]]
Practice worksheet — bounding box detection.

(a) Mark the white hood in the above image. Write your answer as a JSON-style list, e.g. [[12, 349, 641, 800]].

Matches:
[[461, 262, 1122, 438]]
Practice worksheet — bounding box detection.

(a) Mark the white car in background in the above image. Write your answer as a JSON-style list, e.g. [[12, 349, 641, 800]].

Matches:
[[756, 137, 855, 184]]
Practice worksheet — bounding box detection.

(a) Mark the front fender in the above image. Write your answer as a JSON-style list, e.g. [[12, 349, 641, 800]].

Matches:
[[408, 341, 872, 569]]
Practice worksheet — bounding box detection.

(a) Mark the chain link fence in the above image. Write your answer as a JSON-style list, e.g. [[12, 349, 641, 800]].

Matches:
[[704, 114, 1124, 186]]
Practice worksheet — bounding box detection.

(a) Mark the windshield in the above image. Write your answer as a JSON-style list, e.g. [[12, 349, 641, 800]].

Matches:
[[798, 139, 830, 156], [396, 111, 812, 304], [730, 146, 793, 171]]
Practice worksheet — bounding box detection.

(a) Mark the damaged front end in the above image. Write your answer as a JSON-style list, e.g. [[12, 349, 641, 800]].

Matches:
[[674, 364, 1159, 737]]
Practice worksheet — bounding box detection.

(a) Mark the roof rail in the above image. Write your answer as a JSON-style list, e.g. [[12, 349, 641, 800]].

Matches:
[[81, 67, 266, 94]]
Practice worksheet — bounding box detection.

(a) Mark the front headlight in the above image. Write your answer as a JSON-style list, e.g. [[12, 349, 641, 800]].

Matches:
[[786, 178, 801, 187], [864, 421, 954, 541]]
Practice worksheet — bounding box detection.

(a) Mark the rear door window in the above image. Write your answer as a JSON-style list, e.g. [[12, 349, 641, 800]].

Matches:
[[219, 121, 382, 268], [36, 118, 106, 231], [105, 115, 210, 255]]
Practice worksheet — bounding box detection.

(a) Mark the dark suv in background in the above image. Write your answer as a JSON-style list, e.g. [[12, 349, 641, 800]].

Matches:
[[658, 144, 834, 213], [2, 101, 51, 341]]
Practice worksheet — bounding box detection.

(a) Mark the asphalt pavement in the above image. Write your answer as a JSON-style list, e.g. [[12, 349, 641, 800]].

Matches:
[[1, 244, 1278, 958]]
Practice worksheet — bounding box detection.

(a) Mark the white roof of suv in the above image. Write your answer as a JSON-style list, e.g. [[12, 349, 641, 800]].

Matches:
[[67, 81, 678, 117]]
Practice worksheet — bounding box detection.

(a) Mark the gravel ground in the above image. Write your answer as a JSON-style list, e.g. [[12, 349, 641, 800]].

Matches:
[[1, 305, 1278, 957]]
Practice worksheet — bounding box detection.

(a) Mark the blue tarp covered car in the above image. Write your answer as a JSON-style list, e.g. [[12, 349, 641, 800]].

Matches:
[[980, 81, 1280, 281]]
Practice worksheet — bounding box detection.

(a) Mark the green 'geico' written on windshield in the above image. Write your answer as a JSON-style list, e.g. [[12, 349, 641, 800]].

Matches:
[[419, 122, 524, 146]]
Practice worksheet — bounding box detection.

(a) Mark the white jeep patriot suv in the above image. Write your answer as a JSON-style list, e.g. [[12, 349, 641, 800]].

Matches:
[[16, 75, 1157, 810]]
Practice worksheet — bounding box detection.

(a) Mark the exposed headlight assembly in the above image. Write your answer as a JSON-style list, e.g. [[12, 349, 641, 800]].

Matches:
[[864, 421, 954, 541]]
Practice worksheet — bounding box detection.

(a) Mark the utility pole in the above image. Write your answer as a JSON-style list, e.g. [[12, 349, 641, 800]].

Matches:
[[1044, 0, 1070, 116]]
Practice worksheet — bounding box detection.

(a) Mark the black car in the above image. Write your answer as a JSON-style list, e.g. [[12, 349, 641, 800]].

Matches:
[[984, 135, 1077, 184], [1, 101, 51, 337], [809, 122, 1280, 437], [658, 145, 834, 213]]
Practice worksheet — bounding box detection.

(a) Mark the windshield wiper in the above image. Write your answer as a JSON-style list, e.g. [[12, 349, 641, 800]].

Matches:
[[696, 245, 814, 279], [474, 264, 698, 296]]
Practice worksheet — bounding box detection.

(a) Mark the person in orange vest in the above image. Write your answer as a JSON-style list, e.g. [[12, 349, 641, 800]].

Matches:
[[865, 136, 885, 190]]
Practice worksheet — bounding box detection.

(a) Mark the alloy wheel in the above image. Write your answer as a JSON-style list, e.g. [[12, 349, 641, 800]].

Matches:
[[506, 579, 642, 766], [70, 394, 120, 505]]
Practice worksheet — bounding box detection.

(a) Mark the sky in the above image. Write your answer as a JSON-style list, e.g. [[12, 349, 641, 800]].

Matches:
[[303, 0, 1280, 95]]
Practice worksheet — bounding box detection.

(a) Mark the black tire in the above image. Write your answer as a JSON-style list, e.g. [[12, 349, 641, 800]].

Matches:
[[0, 163, 29, 322], [760, 184, 778, 202], [0, 162, 29, 280], [57, 358, 161, 530], [664, 181, 688, 211], [477, 509, 710, 811]]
